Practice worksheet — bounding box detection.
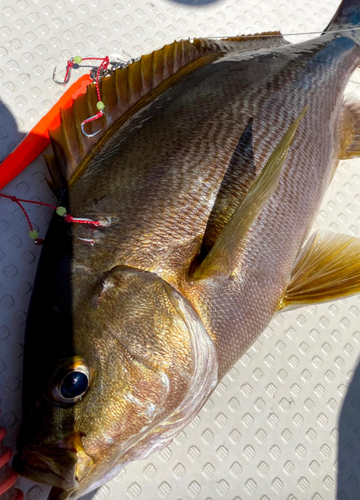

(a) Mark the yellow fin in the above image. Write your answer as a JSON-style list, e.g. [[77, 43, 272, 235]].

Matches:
[[339, 101, 360, 159], [192, 107, 307, 279], [200, 117, 257, 255], [280, 231, 360, 309]]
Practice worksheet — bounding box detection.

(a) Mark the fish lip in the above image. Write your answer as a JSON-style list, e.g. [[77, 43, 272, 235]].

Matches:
[[13, 433, 94, 491], [13, 448, 79, 491]]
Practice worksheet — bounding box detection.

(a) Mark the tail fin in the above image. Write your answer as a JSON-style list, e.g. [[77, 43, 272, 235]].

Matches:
[[325, 0, 360, 31]]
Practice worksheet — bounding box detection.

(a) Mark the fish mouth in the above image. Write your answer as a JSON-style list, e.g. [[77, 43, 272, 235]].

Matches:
[[13, 432, 93, 495]]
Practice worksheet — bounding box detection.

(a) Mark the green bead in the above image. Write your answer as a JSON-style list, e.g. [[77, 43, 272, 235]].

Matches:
[[97, 101, 105, 111], [73, 56, 82, 64], [29, 229, 39, 240], [56, 206, 67, 216]]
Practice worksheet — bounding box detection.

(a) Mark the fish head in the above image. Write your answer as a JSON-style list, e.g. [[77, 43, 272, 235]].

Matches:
[[14, 241, 217, 499]]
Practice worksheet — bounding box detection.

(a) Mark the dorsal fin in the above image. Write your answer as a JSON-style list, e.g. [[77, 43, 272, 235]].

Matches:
[[46, 33, 288, 197], [222, 32, 289, 50]]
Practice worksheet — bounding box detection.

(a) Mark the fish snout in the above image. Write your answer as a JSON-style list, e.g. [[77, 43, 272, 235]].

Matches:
[[13, 432, 93, 491]]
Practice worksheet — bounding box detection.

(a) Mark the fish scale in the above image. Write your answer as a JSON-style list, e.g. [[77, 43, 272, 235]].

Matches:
[[181, 36, 360, 372], [69, 53, 291, 275], [70, 35, 345, 282]]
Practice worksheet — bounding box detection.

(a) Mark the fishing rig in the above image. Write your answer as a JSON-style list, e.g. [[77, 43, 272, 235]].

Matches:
[[0, 25, 359, 242], [53, 55, 131, 138], [0, 55, 128, 244]]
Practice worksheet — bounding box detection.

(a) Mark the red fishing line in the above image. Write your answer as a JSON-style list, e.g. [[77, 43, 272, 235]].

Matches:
[[57, 56, 110, 135], [63, 214, 103, 226], [0, 193, 101, 245], [0, 74, 92, 191], [0, 54, 114, 191], [0, 56, 114, 243]]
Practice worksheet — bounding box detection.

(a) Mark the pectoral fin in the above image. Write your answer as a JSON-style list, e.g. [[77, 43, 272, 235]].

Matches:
[[280, 231, 360, 309], [200, 118, 257, 255], [193, 107, 307, 279]]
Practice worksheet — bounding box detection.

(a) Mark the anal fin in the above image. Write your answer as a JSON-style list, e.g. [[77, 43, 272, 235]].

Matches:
[[280, 231, 360, 309]]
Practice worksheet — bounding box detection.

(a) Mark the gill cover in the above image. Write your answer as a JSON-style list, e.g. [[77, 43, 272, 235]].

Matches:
[[78, 267, 219, 493]]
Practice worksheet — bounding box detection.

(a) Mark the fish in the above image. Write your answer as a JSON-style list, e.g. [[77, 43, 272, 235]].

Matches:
[[12, 0, 360, 497]]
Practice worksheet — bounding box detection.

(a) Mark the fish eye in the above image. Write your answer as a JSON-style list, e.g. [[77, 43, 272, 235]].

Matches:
[[51, 359, 90, 404], [60, 371, 88, 399]]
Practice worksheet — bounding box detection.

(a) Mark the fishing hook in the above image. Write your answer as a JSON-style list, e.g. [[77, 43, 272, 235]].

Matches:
[[53, 58, 74, 85], [80, 112, 104, 138]]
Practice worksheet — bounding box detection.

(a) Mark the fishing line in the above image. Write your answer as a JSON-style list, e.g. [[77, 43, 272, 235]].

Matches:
[[53, 55, 124, 138], [0, 193, 102, 245], [0, 13, 357, 500], [205, 26, 360, 39], [0, 55, 117, 243], [52, 26, 359, 131]]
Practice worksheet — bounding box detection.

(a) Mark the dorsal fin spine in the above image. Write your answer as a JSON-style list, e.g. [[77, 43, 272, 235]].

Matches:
[[46, 35, 288, 197], [46, 40, 222, 195]]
